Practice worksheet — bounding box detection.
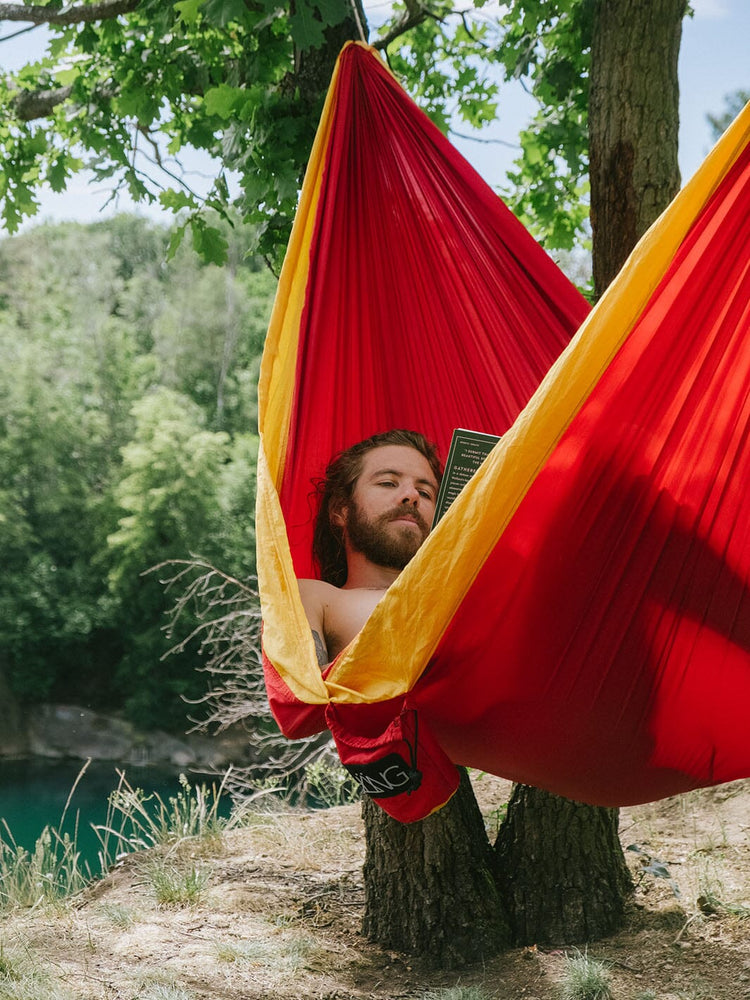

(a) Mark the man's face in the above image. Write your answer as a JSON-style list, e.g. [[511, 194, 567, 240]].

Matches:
[[340, 445, 439, 571]]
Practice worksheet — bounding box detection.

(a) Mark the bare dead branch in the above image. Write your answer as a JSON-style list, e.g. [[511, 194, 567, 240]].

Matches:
[[0, 0, 140, 27], [155, 558, 352, 806]]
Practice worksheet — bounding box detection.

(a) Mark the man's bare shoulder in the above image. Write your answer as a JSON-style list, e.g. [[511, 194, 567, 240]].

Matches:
[[297, 578, 339, 604], [297, 579, 388, 662]]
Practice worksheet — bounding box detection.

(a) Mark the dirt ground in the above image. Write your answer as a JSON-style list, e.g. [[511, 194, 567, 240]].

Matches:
[[2, 775, 749, 1000]]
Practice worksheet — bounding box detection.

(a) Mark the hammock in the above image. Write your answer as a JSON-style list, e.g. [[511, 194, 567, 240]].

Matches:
[[257, 42, 750, 822]]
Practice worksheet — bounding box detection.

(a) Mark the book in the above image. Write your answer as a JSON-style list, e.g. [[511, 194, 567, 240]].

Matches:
[[432, 428, 501, 527]]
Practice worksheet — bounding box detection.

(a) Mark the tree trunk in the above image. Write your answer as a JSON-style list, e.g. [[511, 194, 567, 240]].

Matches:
[[292, 0, 368, 105], [589, 0, 687, 296], [494, 785, 632, 945], [361, 769, 510, 968]]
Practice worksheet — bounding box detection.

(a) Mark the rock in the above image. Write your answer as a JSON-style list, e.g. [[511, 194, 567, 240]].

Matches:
[[20, 703, 251, 770]]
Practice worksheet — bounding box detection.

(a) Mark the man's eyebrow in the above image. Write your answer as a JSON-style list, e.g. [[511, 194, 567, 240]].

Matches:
[[369, 467, 437, 489], [369, 467, 403, 478]]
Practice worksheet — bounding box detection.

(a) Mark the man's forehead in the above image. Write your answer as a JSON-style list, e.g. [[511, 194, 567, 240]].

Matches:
[[360, 444, 437, 482]]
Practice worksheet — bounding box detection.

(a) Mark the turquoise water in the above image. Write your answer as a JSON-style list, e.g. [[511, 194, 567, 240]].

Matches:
[[0, 759, 229, 871]]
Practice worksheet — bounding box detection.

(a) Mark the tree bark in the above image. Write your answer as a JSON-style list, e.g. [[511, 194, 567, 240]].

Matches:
[[494, 785, 632, 945], [589, 0, 687, 296], [362, 769, 511, 968]]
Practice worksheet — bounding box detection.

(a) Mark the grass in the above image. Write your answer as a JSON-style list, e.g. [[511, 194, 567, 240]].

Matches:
[[141, 860, 210, 906], [99, 901, 137, 927], [95, 771, 230, 859], [0, 823, 90, 913], [215, 933, 320, 973], [137, 986, 193, 1000], [0, 946, 75, 1000], [303, 757, 360, 808], [0, 763, 93, 913], [559, 949, 613, 1000], [0, 764, 232, 915]]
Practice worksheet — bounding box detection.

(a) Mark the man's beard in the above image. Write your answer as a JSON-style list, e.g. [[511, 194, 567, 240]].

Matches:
[[345, 504, 429, 571]]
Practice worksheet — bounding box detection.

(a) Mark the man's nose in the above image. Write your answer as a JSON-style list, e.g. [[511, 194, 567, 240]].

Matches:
[[400, 485, 420, 505]]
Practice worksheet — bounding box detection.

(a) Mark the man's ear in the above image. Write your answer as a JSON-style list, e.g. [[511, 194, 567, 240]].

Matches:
[[330, 501, 348, 530]]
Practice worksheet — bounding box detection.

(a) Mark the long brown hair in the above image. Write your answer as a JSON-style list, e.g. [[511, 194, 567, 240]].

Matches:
[[312, 429, 442, 586]]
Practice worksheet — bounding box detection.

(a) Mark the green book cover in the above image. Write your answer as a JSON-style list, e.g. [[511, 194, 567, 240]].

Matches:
[[432, 428, 501, 527]]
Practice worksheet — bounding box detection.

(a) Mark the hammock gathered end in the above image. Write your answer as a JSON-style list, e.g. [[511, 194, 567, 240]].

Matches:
[[257, 42, 750, 822]]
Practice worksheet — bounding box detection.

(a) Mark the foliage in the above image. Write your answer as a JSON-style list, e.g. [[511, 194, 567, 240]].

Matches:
[[0, 216, 270, 726], [707, 89, 750, 139], [0, 0, 474, 261], [378, 3, 501, 135], [495, 0, 592, 249], [0, 0, 598, 260]]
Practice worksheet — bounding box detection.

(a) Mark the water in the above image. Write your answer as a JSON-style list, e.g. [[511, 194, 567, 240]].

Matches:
[[0, 758, 229, 871]]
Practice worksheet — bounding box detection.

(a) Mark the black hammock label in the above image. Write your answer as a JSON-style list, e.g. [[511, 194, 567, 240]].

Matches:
[[343, 753, 422, 798]]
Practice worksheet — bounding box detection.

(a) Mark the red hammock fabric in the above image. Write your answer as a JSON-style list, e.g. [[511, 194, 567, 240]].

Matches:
[[277, 46, 589, 577], [414, 138, 750, 806], [259, 43, 750, 822]]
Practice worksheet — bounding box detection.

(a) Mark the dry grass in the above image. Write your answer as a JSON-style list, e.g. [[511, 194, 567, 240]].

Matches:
[[0, 778, 749, 1000]]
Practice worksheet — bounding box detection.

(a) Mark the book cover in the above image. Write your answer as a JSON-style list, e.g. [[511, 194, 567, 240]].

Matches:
[[432, 428, 501, 527]]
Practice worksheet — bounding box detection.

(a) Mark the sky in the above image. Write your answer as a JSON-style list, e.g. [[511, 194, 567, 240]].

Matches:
[[0, 0, 747, 233]]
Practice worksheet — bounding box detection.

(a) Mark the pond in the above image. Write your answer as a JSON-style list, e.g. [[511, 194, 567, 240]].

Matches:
[[0, 758, 231, 872]]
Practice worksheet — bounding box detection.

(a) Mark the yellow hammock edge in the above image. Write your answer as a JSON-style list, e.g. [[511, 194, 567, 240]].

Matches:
[[256, 47, 369, 705], [256, 56, 749, 705], [323, 99, 750, 704]]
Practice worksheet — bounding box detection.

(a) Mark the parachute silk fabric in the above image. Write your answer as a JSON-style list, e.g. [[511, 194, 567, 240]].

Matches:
[[257, 42, 750, 822]]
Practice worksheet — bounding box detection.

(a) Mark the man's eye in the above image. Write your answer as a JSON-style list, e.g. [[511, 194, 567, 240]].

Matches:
[[378, 480, 397, 487], [419, 490, 434, 500]]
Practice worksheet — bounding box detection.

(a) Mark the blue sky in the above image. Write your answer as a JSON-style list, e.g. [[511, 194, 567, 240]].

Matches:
[[0, 0, 747, 231]]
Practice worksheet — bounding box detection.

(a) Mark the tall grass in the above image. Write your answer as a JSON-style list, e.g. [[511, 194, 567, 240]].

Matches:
[[95, 770, 229, 862], [0, 764, 232, 915], [0, 762, 92, 912]]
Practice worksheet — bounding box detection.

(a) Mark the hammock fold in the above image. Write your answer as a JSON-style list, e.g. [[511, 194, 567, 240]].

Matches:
[[257, 41, 750, 821]]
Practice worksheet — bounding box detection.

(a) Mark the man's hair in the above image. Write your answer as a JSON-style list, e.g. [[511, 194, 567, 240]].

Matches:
[[312, 429, 442, 587]]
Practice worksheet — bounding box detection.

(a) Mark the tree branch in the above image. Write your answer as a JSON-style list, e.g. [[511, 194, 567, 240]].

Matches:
[[373, 0, 431, 50], [12, 85, 73, 121], [0, 0, 140, 26]]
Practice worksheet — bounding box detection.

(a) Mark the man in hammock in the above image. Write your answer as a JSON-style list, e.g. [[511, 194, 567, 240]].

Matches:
[[298, 429, 442, 665]]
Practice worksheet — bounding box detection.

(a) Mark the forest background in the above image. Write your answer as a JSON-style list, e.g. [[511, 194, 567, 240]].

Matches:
[[0, 215, 273, 732], [0, 0, 747, 741]]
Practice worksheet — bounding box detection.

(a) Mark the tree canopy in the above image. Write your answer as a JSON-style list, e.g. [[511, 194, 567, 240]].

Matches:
[[0, 0, 599, 262]]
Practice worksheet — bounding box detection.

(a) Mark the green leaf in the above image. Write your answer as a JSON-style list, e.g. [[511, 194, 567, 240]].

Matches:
[[288, 0, 326, 50], [159, 189, 198, 212], [166, 221, 189, 260], [174, 0, 202, 24], [55, 67, 79, 87], [204, 84, 243, 120], [190, 219, 228, 265], [25, 131, 48, 156], [201, 0, 249, 27], [46, 157, 69, 193], [315, 0, 349, 30]]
